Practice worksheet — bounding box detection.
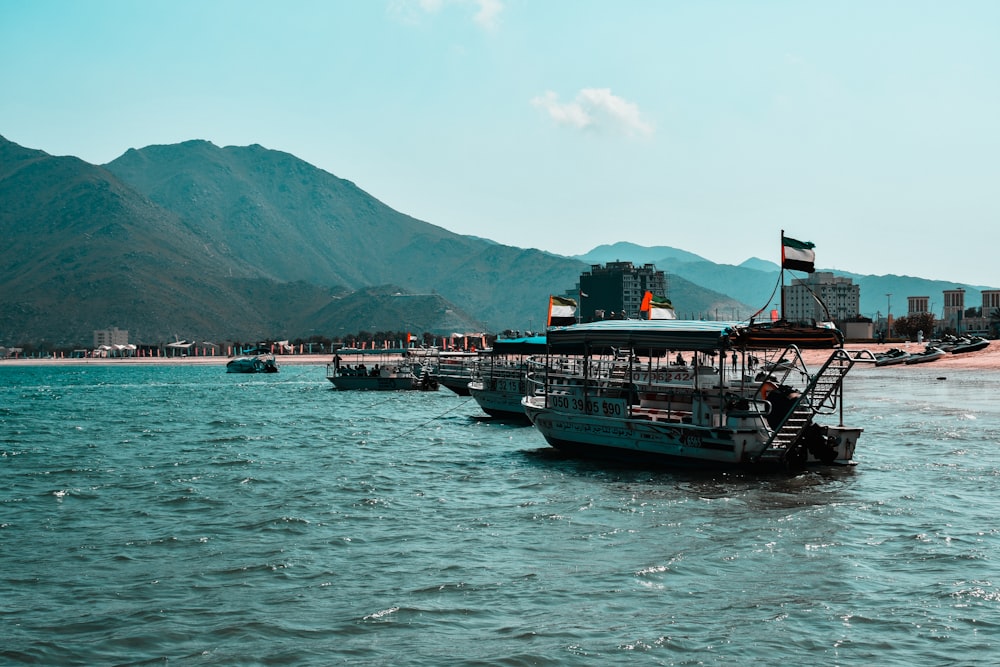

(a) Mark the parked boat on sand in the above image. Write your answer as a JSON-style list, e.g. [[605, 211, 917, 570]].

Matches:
[[904, 346, 946, 365], [950, 336, 990, 354], [874, 348, 910, 367], [522, 319, 873, 469]]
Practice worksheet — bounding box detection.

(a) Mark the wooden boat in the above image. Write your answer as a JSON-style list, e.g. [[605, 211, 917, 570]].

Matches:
[[874, 348, 910, 367], [522, 319, 871, 469], [226, 354, 279, 373], [326, 360, 437, 391], [468, 336, 545, 420], [904, 346, 946, 364]]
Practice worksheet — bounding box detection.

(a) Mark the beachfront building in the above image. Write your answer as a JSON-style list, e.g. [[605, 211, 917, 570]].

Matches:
[[942, 288, 966, 332], [579, 261, 668, 321], [782, 272, 860, 325], [93, 327, 128, 348], [907, 296, 930, 315]]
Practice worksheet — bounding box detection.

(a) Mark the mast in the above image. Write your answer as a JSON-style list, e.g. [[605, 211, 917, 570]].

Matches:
[[780, 229, 785, 320]]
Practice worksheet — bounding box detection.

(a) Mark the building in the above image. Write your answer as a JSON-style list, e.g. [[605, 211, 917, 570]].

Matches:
[[93, 327, 129, 348], [942, 288, 966, 332], [579, 261, 667, 321], [781, 272, 860, 324], [907, 296, 930, 315], [982, 290, 1000, 316]]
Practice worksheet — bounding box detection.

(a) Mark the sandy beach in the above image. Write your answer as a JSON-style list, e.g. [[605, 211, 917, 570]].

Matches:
[[4, 342, 998, 370]]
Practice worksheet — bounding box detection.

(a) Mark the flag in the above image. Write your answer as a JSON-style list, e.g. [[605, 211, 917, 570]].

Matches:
[[547, 295, 577, 327], [640, 291, 653, 313], [782, 235, 816, 273], [648, 296, 676, 320]]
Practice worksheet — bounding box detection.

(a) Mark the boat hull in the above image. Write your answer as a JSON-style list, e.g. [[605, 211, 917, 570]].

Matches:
[[469, 383, 531, 421], [328, 375, 420, 391], [524, 401, 860, 469]]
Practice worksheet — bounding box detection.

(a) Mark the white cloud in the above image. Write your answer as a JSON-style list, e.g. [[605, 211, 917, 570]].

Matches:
[[387, 0, 503, 30], [531, 88, 654, 137], [472, 0, 503, 30]]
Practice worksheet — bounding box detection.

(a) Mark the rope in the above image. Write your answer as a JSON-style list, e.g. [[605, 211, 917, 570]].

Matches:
[[388, 397, 475, 442]]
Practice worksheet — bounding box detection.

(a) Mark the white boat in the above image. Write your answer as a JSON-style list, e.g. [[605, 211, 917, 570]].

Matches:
[[420, 350, 480, 396], [522, 319, 872, 469], [904, 346, 946, 364], [468, 336, 546, 420], [326, 360, 437, 391], [874, 348, 910, 367], [226, 354, 278, 373]]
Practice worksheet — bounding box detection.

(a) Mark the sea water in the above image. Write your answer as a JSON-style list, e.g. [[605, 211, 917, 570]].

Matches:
[[2, 362, 999, 666]]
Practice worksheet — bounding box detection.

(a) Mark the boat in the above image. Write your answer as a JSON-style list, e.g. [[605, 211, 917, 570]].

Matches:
[[904, 345, 946, 364], [729, 319, 845, 349], [874, 348, 910, 367], [522, 319, 872, 469], [226, 354, 279, 373], [418, 350, 480, 396], [326, 359, 438, 391], [950, 336, 990, 354], [468, 335, 546, 420]]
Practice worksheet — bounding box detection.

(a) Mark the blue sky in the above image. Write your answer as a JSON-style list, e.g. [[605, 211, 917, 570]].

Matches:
[[2, 0, 999, 287]]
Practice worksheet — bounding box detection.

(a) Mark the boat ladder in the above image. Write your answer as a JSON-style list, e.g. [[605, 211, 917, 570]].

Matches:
[[754, 348, 859, 465]]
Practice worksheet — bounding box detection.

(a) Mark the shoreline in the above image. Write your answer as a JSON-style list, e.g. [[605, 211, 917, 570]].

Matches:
[[3, 343, 998, 371]]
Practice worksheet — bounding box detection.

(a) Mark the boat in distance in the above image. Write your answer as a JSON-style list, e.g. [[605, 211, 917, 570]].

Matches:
[[226, 354, 279, 373], [326, 359, 438, 391], [522, 319, 874, 470]]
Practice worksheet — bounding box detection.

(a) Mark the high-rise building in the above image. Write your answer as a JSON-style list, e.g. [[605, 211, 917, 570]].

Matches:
[[93, 327, 129, 347], [579, 262, 668, 321], [781, 272, 859, 324]]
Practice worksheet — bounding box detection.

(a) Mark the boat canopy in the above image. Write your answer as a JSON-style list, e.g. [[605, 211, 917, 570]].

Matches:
[[545, 320, 741, 354], [491, 335, 547, 355]]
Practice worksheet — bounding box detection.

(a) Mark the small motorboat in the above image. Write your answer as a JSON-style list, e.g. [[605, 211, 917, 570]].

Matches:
[[226, 354, 279, 373], [874, 348, 910, 367], [904, 346, 945, 365]]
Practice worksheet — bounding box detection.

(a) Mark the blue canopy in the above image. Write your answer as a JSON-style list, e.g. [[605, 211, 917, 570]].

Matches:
[[545, 320, 741, 353]]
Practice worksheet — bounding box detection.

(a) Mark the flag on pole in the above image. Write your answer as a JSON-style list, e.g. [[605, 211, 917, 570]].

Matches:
[[648, 296, 676, 320], [641, 291, 676, 319], [781, 235, 816, 273], [547, 295, 577, 327]]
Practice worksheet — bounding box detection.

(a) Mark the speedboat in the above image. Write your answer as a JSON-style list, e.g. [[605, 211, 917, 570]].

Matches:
[[226, 354, 279, 373]]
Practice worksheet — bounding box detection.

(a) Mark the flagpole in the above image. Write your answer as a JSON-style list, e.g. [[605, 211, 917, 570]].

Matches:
[[780, 228, 785, 320]]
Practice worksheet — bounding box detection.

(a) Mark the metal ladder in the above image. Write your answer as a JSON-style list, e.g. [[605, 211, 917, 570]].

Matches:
[[754, 348, 858, 464]]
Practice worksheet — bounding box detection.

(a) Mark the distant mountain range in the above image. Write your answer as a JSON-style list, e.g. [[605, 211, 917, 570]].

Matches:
[[575, 241, 993, 319], [1, 135, 990, 347]]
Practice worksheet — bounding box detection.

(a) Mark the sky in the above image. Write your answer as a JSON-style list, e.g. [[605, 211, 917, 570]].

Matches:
[[2, 0, 999, 287]]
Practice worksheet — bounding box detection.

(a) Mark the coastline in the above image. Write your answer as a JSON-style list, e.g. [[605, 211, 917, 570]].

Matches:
[[3, 343, 998, 370]]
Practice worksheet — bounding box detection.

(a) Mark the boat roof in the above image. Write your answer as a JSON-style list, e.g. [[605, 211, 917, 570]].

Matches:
[[491, 335, 547, 354], [545, 320, 742, 353]]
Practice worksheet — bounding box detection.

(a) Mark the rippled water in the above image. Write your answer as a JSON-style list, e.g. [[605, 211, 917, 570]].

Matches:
[[2, 363, 999, 665]]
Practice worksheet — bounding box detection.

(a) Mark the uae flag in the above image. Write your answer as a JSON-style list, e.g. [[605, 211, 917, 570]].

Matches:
[[547, 295, 577, 327], [641, 291, 676, 319], [781, 235, 816, 273]]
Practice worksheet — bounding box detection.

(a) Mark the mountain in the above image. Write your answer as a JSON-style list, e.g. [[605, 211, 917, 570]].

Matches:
[[103, 140, 587, 330], [3, 135, 745, 346], [0, 137, 484, 345], [575, 242, 708, 266]]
